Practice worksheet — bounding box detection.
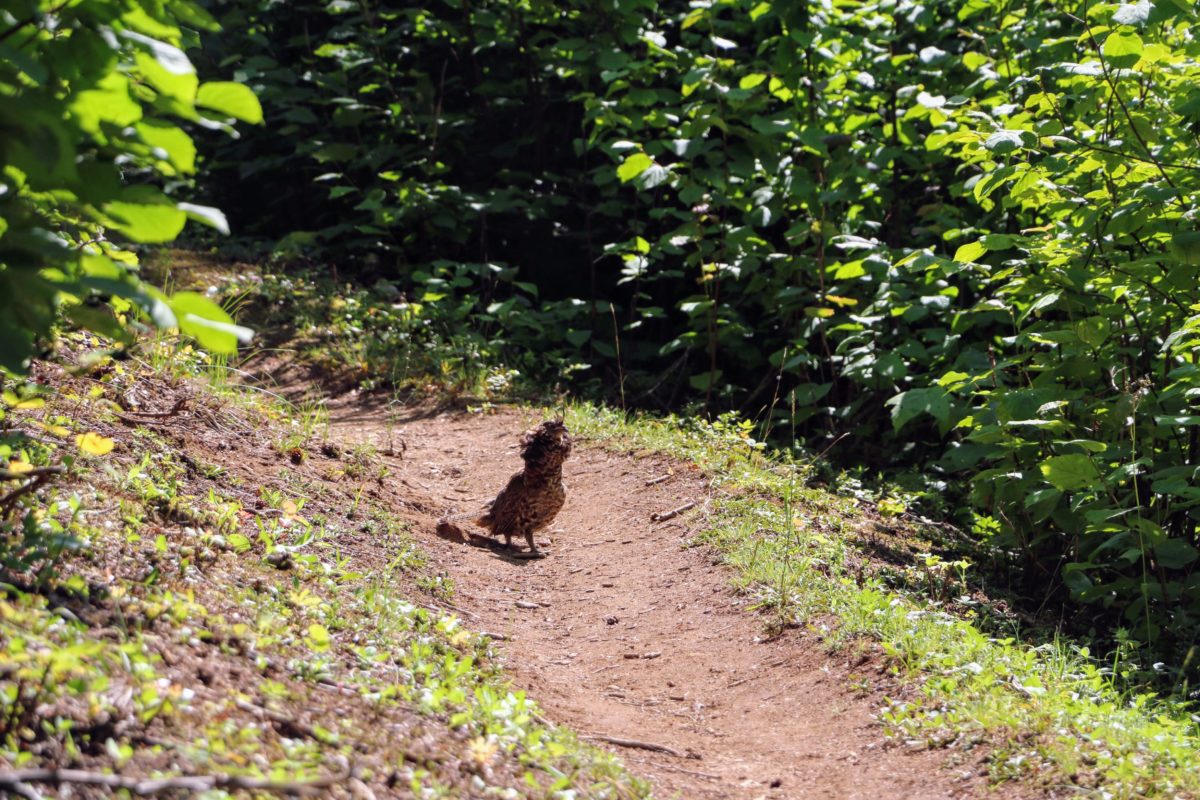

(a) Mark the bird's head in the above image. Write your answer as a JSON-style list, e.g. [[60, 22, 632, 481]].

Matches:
[[520, 419, 572, 470]]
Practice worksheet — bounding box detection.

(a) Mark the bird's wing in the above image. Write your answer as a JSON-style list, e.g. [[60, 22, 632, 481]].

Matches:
[[478, 471, 524, 530]]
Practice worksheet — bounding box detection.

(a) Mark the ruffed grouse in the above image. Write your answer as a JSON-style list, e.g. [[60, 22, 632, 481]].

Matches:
[[439, 419, 572, 554]]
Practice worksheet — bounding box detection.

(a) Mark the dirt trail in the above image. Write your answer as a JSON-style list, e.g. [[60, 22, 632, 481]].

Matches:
[[331, 403, 992, 800]]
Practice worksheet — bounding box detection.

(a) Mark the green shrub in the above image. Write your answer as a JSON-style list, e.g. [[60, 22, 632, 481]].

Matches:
[[0, 0, 261, 373]]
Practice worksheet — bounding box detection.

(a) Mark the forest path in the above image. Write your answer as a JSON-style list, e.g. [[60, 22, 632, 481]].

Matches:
[[330, 401, 992, 800]]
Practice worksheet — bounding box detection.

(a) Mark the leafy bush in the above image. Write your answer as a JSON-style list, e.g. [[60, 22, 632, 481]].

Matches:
[[201, 0, 1200, 674], [0, 0, 261, 373]]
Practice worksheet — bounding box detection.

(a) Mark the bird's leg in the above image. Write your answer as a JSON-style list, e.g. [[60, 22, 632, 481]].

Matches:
[[503, 532, 513, 550], [524, 530, 538, 553]]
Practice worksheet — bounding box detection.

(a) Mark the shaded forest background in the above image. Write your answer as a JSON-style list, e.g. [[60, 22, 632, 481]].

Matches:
[[3, 0, 1200, 686]]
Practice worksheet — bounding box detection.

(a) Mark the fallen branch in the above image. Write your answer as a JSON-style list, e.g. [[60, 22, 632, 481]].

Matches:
[[0, 466, 66, 515], [119, 397, 189, 420], [650, 501, 696, 523], [645, 760, 721, 780], [0, 465, 65, 482], [0, 766, 349, 797], [644, 474, 671, 486], [584, 733, 698, 760], [234, 699, 320, 741], [5, 779, 41, 800]]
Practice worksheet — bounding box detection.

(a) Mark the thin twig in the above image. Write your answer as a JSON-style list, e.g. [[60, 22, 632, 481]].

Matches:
[[234, 699, 320, 741], [644, 474, 671, 486], [119, 398, 188, 419], [0, 766, 350, 797], [584, 733, 697, 760], [0, 2, 67, 44], [0, 466, 65, 515], [0, 466, 65, 482], [651, 501, 697, 522], [610, 302, 626, 412], [116, 398, 188, 425], [5, 779, 42, 800], [644, 760, 722, 780]]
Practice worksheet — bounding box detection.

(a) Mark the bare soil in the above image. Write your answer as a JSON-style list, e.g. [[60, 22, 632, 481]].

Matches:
[[330, 400, 1003, 800]]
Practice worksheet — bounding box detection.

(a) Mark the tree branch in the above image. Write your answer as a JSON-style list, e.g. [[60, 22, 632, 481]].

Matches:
[[0, 766, 351, 797]]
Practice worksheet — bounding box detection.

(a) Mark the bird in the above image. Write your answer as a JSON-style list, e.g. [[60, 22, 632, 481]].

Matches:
[[437, 419, 572, 555]]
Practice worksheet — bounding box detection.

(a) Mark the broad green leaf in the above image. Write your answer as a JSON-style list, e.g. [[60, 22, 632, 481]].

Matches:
[[953, 241, 987, 263], [104, 201, 187, 243], [196, 82, 264, 124], [616, 153, 653, 183], [885, 388, 951, 432], [1040, 455, 1101, 491], [1102, 30, 1143, 67], [178, 203, 230, 235], [70, 73, 142, 133], [135, 52, 198, 101], [1154, 539, 1198, 569], [984, 130, 1028, 154], [169, 292, 253, 355], [688, 371, 722, 391], [136, 121, 196, 173], [121, 30, 194, 75]]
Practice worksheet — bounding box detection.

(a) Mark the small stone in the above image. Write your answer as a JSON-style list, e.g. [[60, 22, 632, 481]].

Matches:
[[605, 615, 619, 625], [265, 551, 292, 570]]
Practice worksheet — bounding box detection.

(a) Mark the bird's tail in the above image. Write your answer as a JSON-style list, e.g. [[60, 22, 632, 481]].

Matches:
[[438, 503, 494, 530]]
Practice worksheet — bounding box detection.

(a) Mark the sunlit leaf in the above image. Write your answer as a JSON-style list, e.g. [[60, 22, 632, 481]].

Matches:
[[1040, 455, 1100, 491], [76, 432, 116, 456]]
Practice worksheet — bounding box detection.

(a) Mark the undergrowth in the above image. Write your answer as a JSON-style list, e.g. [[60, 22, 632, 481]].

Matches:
[[565, 404, 1200, 798], [0, 333, 646, 799], [157, 250, 1200, 796]]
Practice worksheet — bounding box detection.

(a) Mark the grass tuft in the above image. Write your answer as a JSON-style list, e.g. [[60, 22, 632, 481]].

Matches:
[[565, 401, 1200, 797]]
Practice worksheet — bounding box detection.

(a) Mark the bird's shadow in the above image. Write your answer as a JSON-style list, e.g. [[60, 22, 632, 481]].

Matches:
[[434, 523, 545, 565]]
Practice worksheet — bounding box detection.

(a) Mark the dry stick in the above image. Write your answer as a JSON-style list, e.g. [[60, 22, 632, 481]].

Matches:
[[644, 474, 671, 486], [0, 465, 65, 482], [234, 699, 319, 740], [0, 466, 65, 514], [585, 734, 693, 760], [651, 501, 697, 523], [5, 779, 40, 800], [0, 767, 349, 797], [121, 398, 188, 418], [645, 760, 722, 781]]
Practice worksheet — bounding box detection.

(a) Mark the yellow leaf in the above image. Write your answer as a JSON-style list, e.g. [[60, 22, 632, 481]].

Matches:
[[6, 461, 34, 476], [75, 432, 116, 456], [13, 398, 44, 410], [825, 295, 859, 307], [36, 421, 70, 438], [468, 736, 499, 766]]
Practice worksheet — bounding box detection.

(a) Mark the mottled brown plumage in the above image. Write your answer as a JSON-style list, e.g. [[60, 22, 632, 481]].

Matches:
[[473, 419, 572, 554]]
